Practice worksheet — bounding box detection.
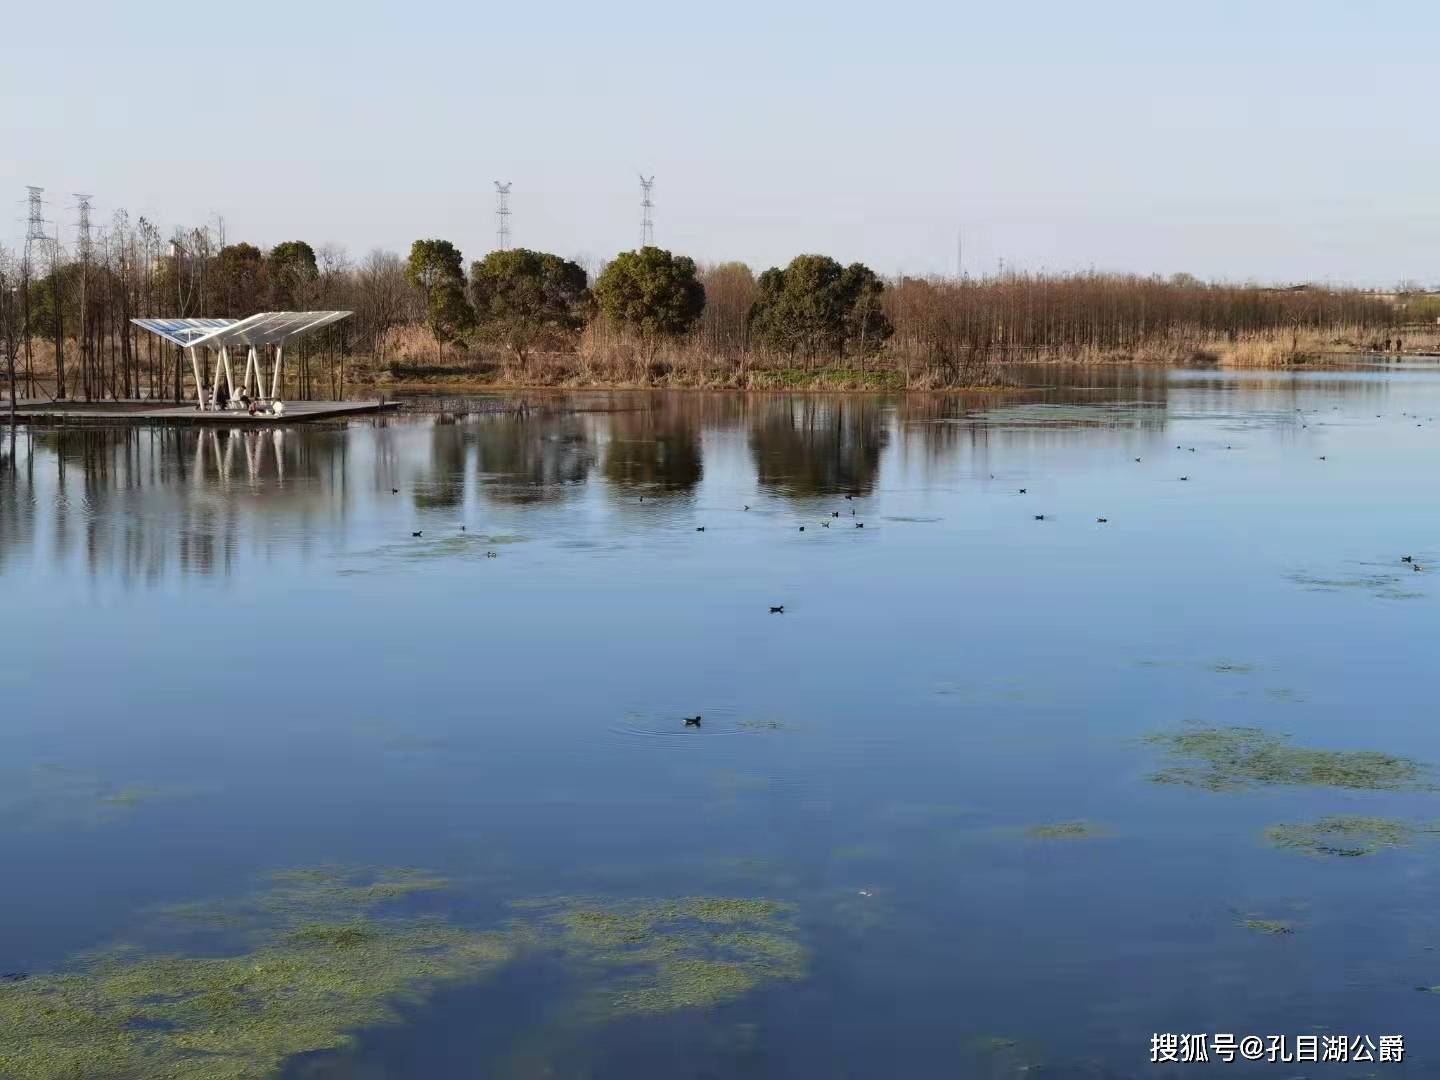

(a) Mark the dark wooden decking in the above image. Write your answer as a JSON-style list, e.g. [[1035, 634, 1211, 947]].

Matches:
[[4, 399, 400, 425]]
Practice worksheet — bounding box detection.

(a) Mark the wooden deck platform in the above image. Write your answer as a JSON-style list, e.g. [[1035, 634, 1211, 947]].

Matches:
[[4, 399, 400, 425]]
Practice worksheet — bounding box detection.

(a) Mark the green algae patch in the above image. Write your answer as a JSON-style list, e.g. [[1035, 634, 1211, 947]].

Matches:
[[1288, 569, 1423, 600], [1264, 816, 1439, 858], [1208, 660, 1257, 675], [0, 764, 172, 830], [0, 867, 511, 1080], [0, 872, 810, 1078], [976, 1036, 1021, 1051], [264, 865, 452, 910], [1264, 687, 1305, 703], [709, 770, 773, 796], [1146, 726, 1429, 792], [520, 894, 806, 1018], [96, 785, 162, 808], [1241, 918, 1295, 935], [739, 718, 785, 732], [1025, 821, 1098, 840], [0, 925, 512, 1080]]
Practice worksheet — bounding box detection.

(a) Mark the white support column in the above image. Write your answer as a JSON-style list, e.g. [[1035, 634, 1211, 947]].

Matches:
[[244, 347, 258, 396], [210, 347, 225, 407], [188, 348, 205, 410], [220, 347, 236, 397], [270, 344, 284, 401]]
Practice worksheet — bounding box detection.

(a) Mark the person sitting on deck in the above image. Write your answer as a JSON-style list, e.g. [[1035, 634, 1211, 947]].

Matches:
[[215, 383, 230, 410]]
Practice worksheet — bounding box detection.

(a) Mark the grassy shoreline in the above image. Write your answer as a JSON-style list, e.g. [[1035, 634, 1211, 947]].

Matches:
[[7, 331, 1436, 403]]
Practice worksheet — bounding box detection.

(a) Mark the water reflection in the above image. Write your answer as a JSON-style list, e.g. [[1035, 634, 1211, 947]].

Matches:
[[0, 365, 1416, 586], [5, 362, 1440, 1079], [602, 406, 703, 496], [474, 414, 595, 504], [748, 396, 888, 498]]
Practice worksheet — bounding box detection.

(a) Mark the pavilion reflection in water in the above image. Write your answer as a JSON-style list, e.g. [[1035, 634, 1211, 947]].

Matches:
[[11, 369, 1387, 587]]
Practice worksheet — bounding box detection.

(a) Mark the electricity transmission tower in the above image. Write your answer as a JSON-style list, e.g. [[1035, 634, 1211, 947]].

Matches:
[[74, 194, 96, 399], [639, 175, 654, 247], [23, 187, 61, 397], [494, 182, 512, 250], [75, 194, 95, 260], [24, 187, 49, 258]]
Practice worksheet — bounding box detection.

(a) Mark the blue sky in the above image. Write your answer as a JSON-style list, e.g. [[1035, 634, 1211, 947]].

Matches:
[[5, 0, 1437, 284]]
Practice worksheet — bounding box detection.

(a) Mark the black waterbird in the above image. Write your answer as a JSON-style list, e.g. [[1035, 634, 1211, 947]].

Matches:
[[770, 605, 784, 614], [412, 531, 422, 537], [684, 716, 702, 727]]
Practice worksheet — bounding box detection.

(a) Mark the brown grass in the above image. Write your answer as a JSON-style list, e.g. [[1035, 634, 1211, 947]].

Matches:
[[10, 323, 1437, 402]]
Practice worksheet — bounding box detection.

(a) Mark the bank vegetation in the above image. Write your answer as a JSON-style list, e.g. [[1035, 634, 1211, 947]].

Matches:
[[1, 218, 1434, 406]]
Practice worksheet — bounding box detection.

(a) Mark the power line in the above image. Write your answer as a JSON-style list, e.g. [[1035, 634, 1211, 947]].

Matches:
[[639, 174, 654, 247], [494, 181, 512, 251]]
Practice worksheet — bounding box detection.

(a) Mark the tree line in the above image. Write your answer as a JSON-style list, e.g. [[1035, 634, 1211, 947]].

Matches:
[[0, 217, 1413, 404]]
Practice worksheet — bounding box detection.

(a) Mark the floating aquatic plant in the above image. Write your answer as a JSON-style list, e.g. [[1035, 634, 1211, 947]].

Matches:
[[1264, 816, 1438, 858], [1024, 821, 1098, 840], [1241, 918, 1295, 935], [336, 533, 528, 574], [1287, 570, 1422, 600], [1147, 726, 1429, 792], [739, 718, 785, 732], [0, 764, 168, 830], [1263, 687, 1305, 703], [0, 868, 809, 1078], [0, 866, 508, 1080], [1208, 660, 1257, 675], [521, 894, 806, 1017]]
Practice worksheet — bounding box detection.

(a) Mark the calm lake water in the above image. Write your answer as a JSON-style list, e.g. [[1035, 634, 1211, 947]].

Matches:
[[3, 364, 1440, 1078]]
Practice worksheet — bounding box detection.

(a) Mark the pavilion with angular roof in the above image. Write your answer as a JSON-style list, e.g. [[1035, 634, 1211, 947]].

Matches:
[[132, 311, 351, 411]]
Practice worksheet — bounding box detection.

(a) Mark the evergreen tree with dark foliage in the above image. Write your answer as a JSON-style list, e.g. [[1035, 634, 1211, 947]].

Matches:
[[470, 249, 590, 367], [594, 247, 705, 346], [749, 255, 892, 360]]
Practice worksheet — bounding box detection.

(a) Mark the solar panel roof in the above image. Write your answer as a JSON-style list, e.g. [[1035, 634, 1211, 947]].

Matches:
[[132, 312, 351, 348], [131, 318, 238, 347]]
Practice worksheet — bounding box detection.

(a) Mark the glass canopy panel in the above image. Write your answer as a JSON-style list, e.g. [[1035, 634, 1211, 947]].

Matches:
[[130, 318, 238, 347], [132, 313, 351, 349]]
